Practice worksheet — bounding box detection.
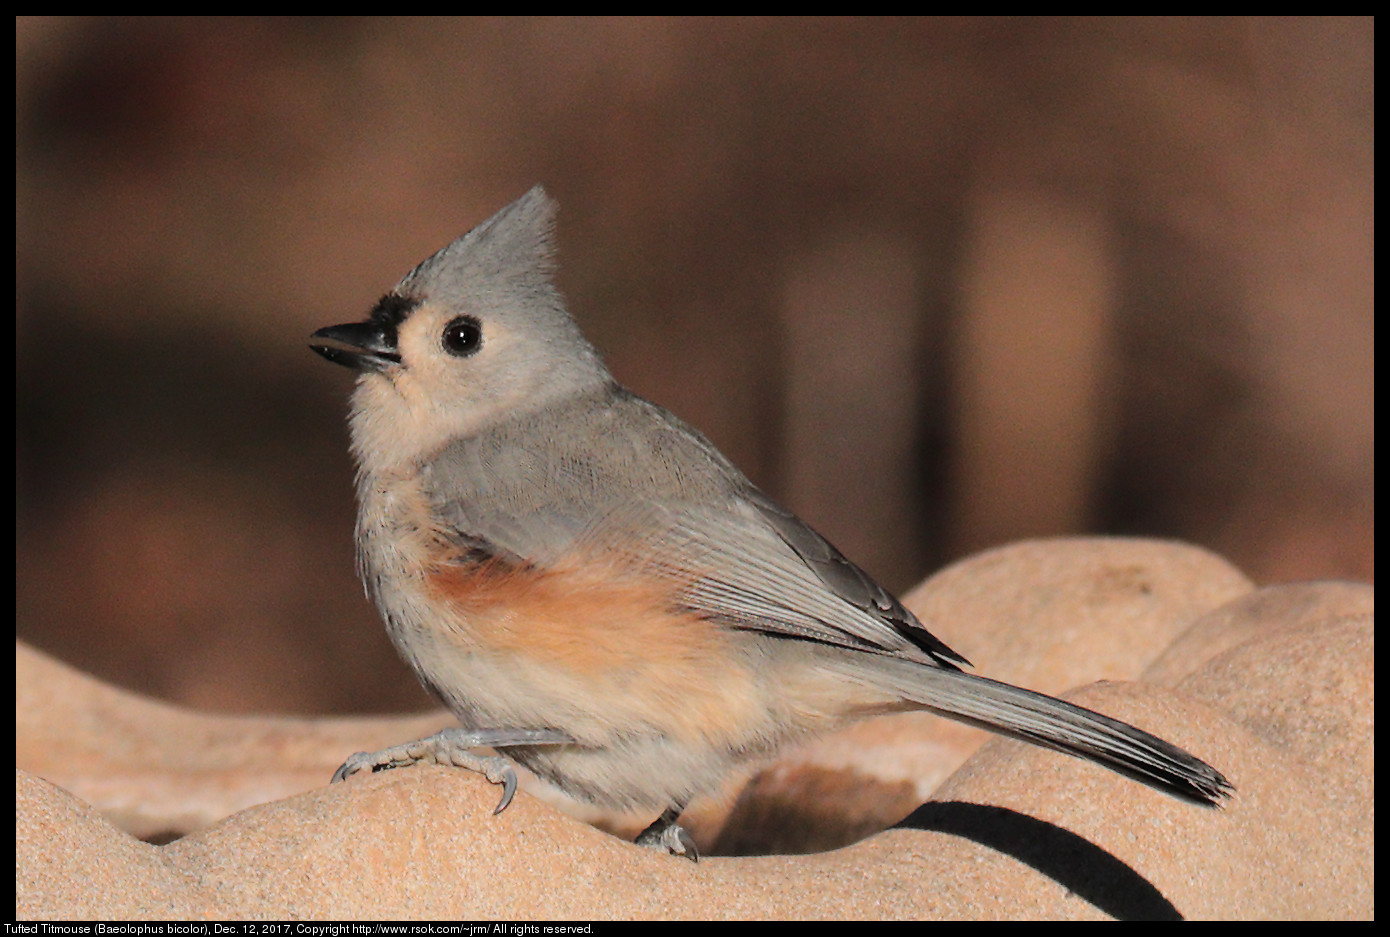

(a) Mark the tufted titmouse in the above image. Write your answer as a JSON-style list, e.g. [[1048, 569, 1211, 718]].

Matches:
[[311, 186, 1231, 859]]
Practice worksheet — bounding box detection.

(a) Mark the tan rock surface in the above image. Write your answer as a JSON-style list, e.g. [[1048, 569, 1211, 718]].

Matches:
[[16, 641, 457, 841], [15, 538, 1373, 919]]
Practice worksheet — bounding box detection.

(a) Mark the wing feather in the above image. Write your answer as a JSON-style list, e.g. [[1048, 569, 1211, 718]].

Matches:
[[420, 385, 967, 670]]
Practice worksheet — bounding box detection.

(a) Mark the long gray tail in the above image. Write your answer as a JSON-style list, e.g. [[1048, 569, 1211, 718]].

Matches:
[[842, 661, 1233, 805]]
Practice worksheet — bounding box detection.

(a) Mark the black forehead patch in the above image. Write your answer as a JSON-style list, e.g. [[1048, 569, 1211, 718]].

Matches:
[[370, 292, 419, 328], [366, 293, 420, 347]]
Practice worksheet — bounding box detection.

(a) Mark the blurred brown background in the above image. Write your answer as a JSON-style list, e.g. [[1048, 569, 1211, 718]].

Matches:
[[16, 17, 1373, 719]]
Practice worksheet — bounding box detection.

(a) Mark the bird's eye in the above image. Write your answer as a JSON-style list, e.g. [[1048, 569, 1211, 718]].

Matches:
[[441, 316, 483, 357]]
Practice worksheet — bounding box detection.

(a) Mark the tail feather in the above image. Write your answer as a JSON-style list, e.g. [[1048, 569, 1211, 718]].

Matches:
[[842, 662, 1233, 805]]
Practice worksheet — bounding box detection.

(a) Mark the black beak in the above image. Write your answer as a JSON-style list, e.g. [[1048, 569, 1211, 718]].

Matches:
[[310, 321, 401, 373]]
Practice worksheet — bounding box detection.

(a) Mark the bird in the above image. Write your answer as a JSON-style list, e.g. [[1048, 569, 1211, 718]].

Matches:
[[310, 185, 1232, 860]]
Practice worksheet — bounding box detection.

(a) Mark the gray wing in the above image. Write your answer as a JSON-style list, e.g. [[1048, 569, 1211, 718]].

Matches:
[[420, 385, 968, 669], [725, 486, 968, 667]]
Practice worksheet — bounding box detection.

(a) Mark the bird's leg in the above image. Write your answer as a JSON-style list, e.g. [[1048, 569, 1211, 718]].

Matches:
[[331, 726, 570, 814], [635, 803, 699, 861]]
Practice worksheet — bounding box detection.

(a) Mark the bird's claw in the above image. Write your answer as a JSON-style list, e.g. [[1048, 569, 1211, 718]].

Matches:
[[635, 809, 699, 862], [491, 763, 518, 814]]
